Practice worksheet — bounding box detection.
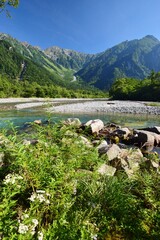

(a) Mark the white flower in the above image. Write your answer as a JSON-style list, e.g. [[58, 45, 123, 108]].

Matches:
[[18, 223, 28, 234], [29, 191, 50, 204], [45, 199, 50, 205], [36, 190, 45, 194], [4, 173, 23, 185], [32, 219, 38, 227], [28, 193, 37, 202], [38, 231, 43, 240], [37, 194, 46, 203]]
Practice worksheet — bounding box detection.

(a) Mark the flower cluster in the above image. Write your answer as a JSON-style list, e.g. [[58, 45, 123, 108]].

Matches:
[[18, 216, 43, 238], [28, 190, 50, 204], [3, 173, 23, 185]]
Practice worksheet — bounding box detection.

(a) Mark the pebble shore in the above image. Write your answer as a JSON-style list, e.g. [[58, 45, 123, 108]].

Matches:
[[48, 100, 160, 115], [0, 98, 160, 115]]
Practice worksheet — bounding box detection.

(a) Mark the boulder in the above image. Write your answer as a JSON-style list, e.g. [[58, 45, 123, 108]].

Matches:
[[133, 130, 160, 148], [140, 126, 160, 134], [127, 149, 143, 171], [97, 140, 108, 154], [110, 157, 128, 170], [105, 144, 122, 161], [133, 130, 155, 150], [111, 127, 131, 139], [97, 164, 116, 176], [85, 119, 104, 134]]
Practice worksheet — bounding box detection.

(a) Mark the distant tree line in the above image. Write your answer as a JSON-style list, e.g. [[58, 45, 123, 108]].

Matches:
[[109, 71, 160, 101], [0, 74, 106, 98]]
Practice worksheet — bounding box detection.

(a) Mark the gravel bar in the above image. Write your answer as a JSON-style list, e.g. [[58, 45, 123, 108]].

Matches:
[[48, 100, 160, 115]]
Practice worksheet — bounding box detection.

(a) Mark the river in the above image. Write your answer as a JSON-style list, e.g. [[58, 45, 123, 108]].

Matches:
[[0, 107, 160, 129]]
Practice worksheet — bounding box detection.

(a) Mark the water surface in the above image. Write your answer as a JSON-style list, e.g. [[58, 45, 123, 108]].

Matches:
[[0, 108, 160, 129]]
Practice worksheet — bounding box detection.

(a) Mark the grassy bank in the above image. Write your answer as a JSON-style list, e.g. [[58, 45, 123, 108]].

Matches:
[[0, 121, 160, 239]]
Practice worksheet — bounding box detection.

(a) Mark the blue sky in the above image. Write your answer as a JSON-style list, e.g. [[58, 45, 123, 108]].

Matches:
[[1, 0, 160, 53]]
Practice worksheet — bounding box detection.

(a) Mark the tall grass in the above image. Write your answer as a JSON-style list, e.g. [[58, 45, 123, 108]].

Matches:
[[0, 122, 160, 239]]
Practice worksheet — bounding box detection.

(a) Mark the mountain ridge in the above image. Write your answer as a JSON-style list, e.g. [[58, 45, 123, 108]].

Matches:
[[1, 33, 160, 91]]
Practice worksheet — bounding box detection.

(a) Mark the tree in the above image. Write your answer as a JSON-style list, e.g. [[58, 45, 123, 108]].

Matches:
[[0, 0, 19, 8], [0, 0, 19, 15]]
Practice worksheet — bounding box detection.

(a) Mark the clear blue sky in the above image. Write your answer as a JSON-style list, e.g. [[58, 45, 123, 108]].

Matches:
[[1, 0, 160, 53]]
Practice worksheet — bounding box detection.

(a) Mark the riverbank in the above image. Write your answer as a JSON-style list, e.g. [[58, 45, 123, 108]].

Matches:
[[0, 98, 160, 115], [48, 100, 160, 115]]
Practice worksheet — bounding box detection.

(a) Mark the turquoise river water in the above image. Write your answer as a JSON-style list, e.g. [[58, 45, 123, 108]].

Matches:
[[0, 108, 160, 129]]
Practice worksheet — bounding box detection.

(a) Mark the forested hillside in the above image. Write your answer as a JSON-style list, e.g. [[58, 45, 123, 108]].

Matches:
[[77, 35, 160, 90], [109, 71, 160, 101]]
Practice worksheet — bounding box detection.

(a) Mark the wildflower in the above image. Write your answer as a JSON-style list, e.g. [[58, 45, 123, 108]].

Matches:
[[4, 173, 23, 185], [45, 199, 50, 205], [38, 231, 43, 240], [18, 223, 28, 234], [37, 194, 46, 203], [32, 219, 38, 227], [28, 193, 37, 202], [29, 191, 50, 204]]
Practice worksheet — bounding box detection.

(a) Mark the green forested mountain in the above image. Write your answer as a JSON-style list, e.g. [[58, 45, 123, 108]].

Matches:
[[1, 33, 160, 95], [0, 35, 105, 98], [0, 33, 75, 81], [45, 46, 98, 71], [76, 35, 160, 89]]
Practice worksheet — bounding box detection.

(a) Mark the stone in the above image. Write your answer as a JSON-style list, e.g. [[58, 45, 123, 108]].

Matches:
[[110, 157, 128, 170], [140, 126, 160, 134], [34, 119, 42, 125], [85, 119, 104, 134], [133, 130, 155, 149], [111, 127, 131, 139], [106, 144, 122, 161], [97, 164, 116, 176], [133, 130, 160, 148], [63, 118, 81, 127], [79, 136, 92, 147], [97, 140, 108, 154]]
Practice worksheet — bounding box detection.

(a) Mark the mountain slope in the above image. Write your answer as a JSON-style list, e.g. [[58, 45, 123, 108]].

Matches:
[[0, 33, 75, 82], [0, 39, 67, 87], [76, 35, 160, 89], [44, 46, 98, 71]]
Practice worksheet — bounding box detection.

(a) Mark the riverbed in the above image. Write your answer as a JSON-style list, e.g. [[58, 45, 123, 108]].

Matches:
[[0, 98, 160, 129]]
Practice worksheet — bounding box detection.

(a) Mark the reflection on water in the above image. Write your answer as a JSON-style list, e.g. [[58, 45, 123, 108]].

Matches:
[[0, 108, 160, 129]]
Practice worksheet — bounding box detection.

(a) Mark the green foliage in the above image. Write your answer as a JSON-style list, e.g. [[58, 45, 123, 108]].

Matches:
[[109, 71, 160, 101], [0, 0, 19, 8], [0, 123, 160, 239]]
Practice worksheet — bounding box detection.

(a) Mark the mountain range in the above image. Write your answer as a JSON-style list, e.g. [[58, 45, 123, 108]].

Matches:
[[1, 33, 160, 90]]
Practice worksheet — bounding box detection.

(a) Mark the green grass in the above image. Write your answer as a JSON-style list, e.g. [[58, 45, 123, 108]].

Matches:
[[145, 102, 160, 107], [0, 121, 160, 239]]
